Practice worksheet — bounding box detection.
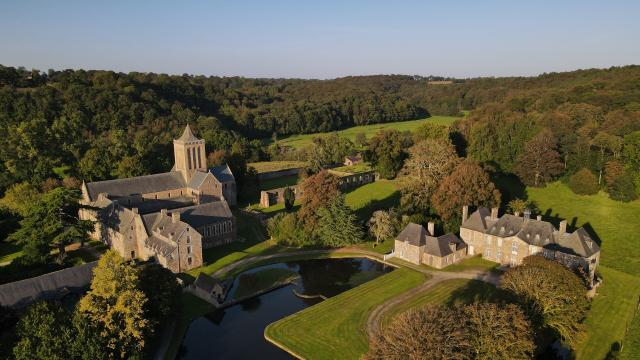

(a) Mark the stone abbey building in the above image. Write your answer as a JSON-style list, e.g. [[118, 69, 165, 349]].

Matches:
[[80, 125, 237, 273]]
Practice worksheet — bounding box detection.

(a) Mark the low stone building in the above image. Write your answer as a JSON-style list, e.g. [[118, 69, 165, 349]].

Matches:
[[187, 273, 226, 306], [80, 125, 237, 273], [394, 222, 467, 269], [344, 155, 362, 166], [328, 168, 376, 191], [259, 185, 302, 208], [460, 206, 600, 280]]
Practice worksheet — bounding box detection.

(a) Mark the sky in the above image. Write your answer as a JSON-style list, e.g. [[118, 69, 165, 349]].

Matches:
[[1, 0, 639, 79]]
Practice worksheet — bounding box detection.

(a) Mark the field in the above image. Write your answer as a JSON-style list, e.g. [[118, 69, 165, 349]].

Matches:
[[380, 279, 509, 328], [265, 116, 460, 149], [331, 163, 373, 174], [344, 179, 400, 220], [264, 268, 425, 360], [248, 161, 307, 173], [524, 182, 640, 358]]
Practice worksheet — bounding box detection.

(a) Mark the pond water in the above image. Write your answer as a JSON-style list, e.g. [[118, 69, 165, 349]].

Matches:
[[177, 257, 394, 360]]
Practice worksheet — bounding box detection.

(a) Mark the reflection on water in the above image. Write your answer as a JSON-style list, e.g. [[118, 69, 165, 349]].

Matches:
[[178, 258, 393, 360]]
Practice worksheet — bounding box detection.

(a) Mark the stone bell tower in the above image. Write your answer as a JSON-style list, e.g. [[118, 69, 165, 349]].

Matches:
[[174, 124, 207, 182]]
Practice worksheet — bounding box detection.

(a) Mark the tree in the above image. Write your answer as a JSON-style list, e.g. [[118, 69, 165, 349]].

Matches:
[[507, 198, 530, 216], [298, 170, 339, 233], [12, 302, 72, 360], [400, 139, 459, 213], [568, 168, 599, 195], [501, 256, 589, 347], [307, 134, 354, 171], [78, 250, 149, 358], [115, 155, 147, 179], [590, 132, 623, 184], [368, 210, 395, 245], [366, 305, 472, 360], [316, 194, 364, 247], [9, 187, 94, 264], [515, 129, 564, 187], [355, 132, 368, 148], [0, 181, 41, 216], [432, 160, 501, 229], [138, 264, 179, 329], [368, 130, 408, 179], [622, 131, 640, 173], [464, 303, 535, 360], [283, 187, 295, 211], [413, 122, 451, 143], [608, 173, 638, 202], [267, 213, 306, 246], [604, 160, 626, 191]]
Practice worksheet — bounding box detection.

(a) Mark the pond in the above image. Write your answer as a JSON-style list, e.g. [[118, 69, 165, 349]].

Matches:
[[177, 257, 394, 359]]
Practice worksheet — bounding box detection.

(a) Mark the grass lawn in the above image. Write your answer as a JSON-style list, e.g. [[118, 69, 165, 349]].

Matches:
[[248, 161, 307, 173], [265, 116, 460, 149], [233, 268, 299, 300], [380, 279, 509, 328], [344, 179, 400, 220], [575, 266, 640, 360], [258, 174, 299, 191], [331, 163, 373, 174], [0, 242, 22, 264], [264, 267, 425, 360], [622, 301, 640, 360], [520, 182, 640, 359], [443, 254, 501, 273]]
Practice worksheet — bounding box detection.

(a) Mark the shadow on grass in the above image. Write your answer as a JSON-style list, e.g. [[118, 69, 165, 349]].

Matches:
[[540, 208, 602, 246], [492, 172, 528, 206], [353, 190, 401, 221], [444, 280, 514, 306]]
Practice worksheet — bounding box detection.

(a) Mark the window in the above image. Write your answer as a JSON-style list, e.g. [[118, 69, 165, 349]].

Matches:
[[131, 251, 135, 258], [496, 249, 502, 261], [188, 257, 192, 265], [484, 249, 491, 258], [485, 236, 491, 245], [187, 246, 192, 254], [186, 236, 191, 244], [511, 241, 518, 254]]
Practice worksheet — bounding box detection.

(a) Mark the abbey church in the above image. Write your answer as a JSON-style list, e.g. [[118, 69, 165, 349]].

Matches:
[[79, 125, 237, 273]]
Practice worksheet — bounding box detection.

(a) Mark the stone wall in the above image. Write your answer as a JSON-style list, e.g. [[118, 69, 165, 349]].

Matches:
[[259, 185, 302, 208]]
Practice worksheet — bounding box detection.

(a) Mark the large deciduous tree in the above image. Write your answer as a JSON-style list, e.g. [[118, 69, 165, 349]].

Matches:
[[400, 139, 459, 213], [368, 129, 409, 179], [431, 160, 501, 229], [568, 168, 599, 195], [368, 210, 396, 245], [12, 301, 72, 360], [78, 250, 149, 358], [298, 170, 340, 233], [367, 305, 472, 360], [500, 256, 589, 347], [515, 129, 564, 187], [464, 303, 535, 360]]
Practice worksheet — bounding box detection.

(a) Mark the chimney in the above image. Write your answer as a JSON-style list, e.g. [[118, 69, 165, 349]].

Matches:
[[132, 207, 139, 214], [172, 212, 180, 223], [427, 222, 435, 236], [523, 209, 531, 221], [462, 206, 469, 223], [491, 207, 499, 220], [559, 220, 567, 234], [536, 215, 542, 221]]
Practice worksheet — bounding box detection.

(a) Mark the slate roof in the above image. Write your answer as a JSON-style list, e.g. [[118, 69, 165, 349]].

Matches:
[[210, 164, 235, 183], [396, 223, 427, 246], [194, 273, 222, 293], [187, 170, 210, 189], [176, 124, 200, 142], [555, 228, 600, 257], [425, 233, 466, 257], [85, 172, 186, 201], [171, 201, 233, 228], [144, 235, 176, 258], [517, 220, 556, 247], [461, 207, 493, 232], [0, 261, 97, 308], [487, 214, 524, 238]]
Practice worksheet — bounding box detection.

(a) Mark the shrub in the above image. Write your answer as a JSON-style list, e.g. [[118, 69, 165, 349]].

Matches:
[[568, 168, 599, 195], [609, 173, 638, 202]]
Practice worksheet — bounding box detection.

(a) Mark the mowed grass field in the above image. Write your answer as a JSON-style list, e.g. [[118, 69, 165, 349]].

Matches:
[[525, 182, 640, 359], [264, 268, 425, 360], [248, 161, 307, 173], [380, 279, 508, 328], [265, 116, 460, 149]]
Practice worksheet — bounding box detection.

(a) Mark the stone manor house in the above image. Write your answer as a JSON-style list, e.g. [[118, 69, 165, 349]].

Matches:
[[394, 206, 600, 280], [79, 125, 237, 273]]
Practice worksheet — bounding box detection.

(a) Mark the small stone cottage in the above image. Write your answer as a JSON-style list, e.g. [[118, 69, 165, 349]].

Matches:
[[394, 222, 467, 269]]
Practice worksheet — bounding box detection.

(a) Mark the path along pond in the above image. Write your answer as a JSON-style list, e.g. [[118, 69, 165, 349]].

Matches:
[[177, 257, 394, 359]]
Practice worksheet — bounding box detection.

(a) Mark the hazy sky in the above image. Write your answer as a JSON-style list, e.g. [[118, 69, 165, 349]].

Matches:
[[2, 0, 639, 79]]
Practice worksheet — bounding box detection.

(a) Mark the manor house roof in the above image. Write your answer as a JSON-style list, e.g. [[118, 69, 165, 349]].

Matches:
[[396, 222, 427, 246], [425, 233, 466, 257]]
